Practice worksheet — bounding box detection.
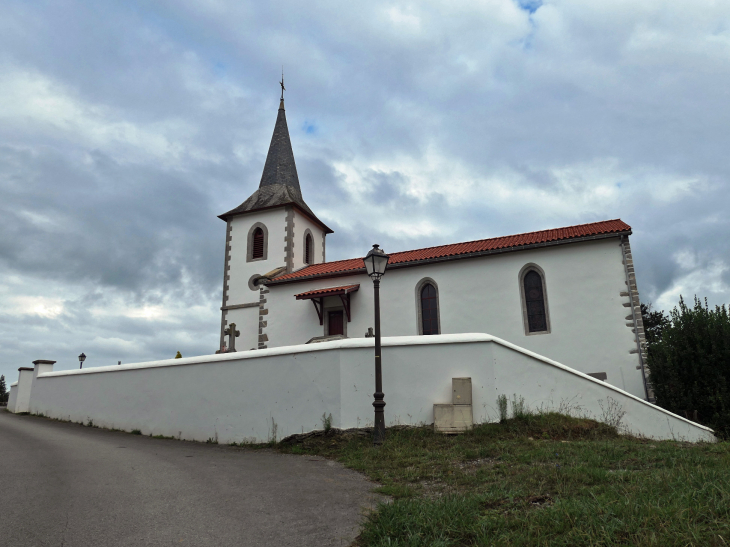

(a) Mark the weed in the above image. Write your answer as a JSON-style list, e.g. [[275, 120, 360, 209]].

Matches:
[[510, 394, 529, 419], [598, 396, 627, 431], [497, 394, 508, 422], [268, 416, 278, 444], [322, 412, 333, 433], [86, 418, 95, 428], [131, 429, 142, 435], [229, 437, 258, 447]]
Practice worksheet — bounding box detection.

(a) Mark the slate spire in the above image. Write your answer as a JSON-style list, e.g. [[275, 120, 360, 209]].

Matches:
[[258, 98, 300, 191], [218, 92, 333, 233]]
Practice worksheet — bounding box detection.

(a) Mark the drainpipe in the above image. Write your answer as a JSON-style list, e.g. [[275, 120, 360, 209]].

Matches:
[[620, 235, 651, 402]]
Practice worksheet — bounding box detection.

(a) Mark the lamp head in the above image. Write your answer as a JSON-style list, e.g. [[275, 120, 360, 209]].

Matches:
[[78, 353, 86, 363], [363, 244, 390, 281]]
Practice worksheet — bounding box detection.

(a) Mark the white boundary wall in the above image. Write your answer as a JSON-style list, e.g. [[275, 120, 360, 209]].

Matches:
[[7, 381, 18, 412], [17, 334, 713, 443], [9, 370, 33, 413]]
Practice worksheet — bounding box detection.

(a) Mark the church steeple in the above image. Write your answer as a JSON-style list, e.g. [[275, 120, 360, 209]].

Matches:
[[218, 89, 333, 234], [258, 97, 300, 191]]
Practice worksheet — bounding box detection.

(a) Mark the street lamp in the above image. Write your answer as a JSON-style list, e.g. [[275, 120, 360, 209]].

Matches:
[[363, 244, 390, 445], [78, 353, 86, 369]]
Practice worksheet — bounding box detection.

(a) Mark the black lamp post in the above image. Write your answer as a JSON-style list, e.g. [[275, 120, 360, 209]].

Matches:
[[363, 244, 390, 445], [78, 353, 86, 369]]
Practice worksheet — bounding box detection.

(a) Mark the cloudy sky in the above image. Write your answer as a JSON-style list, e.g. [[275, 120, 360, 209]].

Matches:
[[1, 0, 729, 381]]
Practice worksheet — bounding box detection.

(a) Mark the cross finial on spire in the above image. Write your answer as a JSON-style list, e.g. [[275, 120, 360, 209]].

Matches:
[[279, 67, 285, 101]]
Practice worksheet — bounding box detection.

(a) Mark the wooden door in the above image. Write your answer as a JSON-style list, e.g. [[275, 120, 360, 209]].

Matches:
[[328, 311, 344, 336]]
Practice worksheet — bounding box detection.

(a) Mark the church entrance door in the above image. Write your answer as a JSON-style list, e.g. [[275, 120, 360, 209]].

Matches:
[[328, 311, 344, 336]]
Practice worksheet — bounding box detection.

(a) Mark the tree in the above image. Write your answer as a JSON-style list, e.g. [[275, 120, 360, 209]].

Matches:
[[641, 303, 670, 347], [648, 296, 730, 437], [0, 375, 7, 403]]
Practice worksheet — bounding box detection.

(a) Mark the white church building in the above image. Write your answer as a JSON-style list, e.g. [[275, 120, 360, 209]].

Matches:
[[217, 96, 653, 402]]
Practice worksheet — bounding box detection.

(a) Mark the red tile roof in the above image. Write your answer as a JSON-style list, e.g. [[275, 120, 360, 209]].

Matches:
[[271, 219, 631, 285], [294, 284, 360, 299]]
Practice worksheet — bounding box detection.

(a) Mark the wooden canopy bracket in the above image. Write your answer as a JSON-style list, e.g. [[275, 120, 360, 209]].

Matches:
[[339, 293, 351, 322], [312, 298, 324, 325]]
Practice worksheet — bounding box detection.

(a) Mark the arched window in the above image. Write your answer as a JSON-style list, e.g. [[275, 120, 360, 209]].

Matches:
[[520, 266, 550, 334], [252, 228, 264, 259], [305, 233, 313, 264], [246, 223, 268, 262], [420, 283, 439, 335]]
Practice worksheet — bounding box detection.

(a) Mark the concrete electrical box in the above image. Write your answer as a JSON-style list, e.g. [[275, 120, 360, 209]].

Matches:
[[452, 377, 472, 405]]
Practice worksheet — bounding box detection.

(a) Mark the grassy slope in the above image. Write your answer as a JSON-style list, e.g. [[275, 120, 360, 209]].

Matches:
[[278, 414, 730, 546]]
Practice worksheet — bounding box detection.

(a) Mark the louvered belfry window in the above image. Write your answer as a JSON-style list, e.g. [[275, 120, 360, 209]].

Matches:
[[524, 270, 547, 332], [305, 234, 312, 264], [252, 228, 264, 259], [421, 283, 439, 335]]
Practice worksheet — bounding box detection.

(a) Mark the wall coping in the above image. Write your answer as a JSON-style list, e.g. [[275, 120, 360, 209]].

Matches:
[[35, 333, 713, 434], [10, 382, 18, 387]]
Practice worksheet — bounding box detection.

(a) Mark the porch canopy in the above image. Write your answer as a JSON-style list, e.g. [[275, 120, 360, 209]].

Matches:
[[294, 284, 360, 325]]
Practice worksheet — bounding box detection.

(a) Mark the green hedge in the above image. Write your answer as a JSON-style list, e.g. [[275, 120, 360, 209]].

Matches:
[[648, 297, 730, 438]]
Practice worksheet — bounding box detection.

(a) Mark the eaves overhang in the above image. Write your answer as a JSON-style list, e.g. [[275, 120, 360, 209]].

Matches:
[[218, 202, 334, 234]]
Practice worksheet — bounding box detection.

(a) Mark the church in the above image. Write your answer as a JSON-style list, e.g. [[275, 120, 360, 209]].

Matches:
[[217, 93, 653, 402]]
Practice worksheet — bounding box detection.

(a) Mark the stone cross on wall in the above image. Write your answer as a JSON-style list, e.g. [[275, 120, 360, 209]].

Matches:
[[224, 323, 240, 352]]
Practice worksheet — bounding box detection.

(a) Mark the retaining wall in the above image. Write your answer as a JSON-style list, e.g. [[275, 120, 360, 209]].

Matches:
[[11, 334, 714, 443]]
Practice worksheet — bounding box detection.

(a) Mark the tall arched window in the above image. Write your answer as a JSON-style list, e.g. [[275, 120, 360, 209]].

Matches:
[[305, 233, 313, 264], [420, 283, 439, 335], [520, 266, 550, 334], [252, 228, 264, 259]]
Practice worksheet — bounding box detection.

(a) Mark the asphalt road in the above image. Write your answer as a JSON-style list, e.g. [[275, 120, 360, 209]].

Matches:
[[0, 411, 381, 546]]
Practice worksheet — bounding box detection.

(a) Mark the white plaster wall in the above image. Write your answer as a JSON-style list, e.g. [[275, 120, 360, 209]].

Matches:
[[30, 350, 342, 443], [7, 382, 18, 412], [264, 238, 647, 399], [11, 370, 34, 413], [291, 209, 325, 271], [227, 208, 287, 307], [25, 335, 712, 443], [225, 306, 259, 351]]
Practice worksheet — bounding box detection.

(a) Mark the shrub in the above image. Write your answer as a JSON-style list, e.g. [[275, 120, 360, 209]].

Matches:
[[648, 296, 730, 437]]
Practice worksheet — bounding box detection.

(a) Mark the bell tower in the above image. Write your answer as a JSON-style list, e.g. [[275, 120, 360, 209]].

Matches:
[[217, 89, 333, 351]]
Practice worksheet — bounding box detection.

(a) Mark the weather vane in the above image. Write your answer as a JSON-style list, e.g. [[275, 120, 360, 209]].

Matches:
[[279, 67, 285, 100]]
